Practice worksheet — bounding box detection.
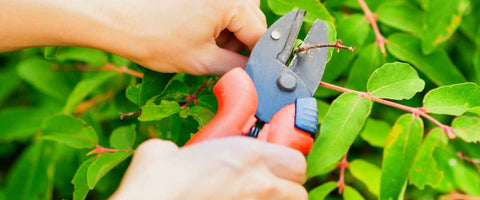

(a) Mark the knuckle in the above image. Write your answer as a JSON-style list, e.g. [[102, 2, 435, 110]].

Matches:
[[135, 139, 178, 156], [233, 1, 249, 13], [254, 180, 278, 198], [290, 151, 307, 182]]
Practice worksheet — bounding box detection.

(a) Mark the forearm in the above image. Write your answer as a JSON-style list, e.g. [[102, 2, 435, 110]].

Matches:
[[0, 0, 123, 53]]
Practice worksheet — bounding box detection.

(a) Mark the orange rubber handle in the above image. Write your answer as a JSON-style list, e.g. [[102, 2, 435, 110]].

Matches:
[[185, 68, 257, 146], [185, 68, 314, 154]]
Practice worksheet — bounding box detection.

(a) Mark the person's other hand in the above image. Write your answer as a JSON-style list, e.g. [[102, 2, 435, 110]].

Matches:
[[110, 137, 307, 200]]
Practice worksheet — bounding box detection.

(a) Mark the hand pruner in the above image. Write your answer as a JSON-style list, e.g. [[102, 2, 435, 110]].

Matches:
[[185, 9, 328, 154]]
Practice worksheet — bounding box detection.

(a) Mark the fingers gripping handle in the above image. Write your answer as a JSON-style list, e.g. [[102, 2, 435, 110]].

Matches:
[[185, 68, 258, 146]]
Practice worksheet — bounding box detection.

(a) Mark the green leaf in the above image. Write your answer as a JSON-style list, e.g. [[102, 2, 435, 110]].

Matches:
[[474, 52, 480, 84], [136, 70, 174, 106], [126, 84, 141, 106], [422, 0, 468, 54], [55, 47, 108, 67], [410, 128, 448, 189], [155, 114, 197, 146], [308, 181, 337, 200], [41, 115, 98, 149], [43, 47, 60, 59], [466, 107, 480, 116], [267, 0, 334, 23], [349, 159, 381, 197], [307, 93, 372, 178], [452, 116, 480, 143], [0, 66, 21, 102], [376, 1, 423, 36], [380, 114, 423, 200], [324, 15, 370, 82], [345, 43, 384, 91], [317, 100, 330, 124], [109, 125, 136, 149], [434, 142, 480, 195], [423, 83, 480, 116], [451, 159, 480, 196], [386, 34, 467, 86], [5, 141, 55, 200], [17, 58, 74, 100], [343, 186, 365, 200], [63, 72, 116, 114], [367, 62, 425, 100], [71, 158, 95, 200], [87, 151, 132, 189], [360, 118, 391, 148], [0, 108, 51, 142], [179, 106, 215, 128], [138, 101, 181, 121], [159, 79, 189, 101]]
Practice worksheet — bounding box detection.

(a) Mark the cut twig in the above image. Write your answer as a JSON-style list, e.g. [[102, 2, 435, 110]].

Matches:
[[120, 109, 142, 120], [294, 40, 356, 54]]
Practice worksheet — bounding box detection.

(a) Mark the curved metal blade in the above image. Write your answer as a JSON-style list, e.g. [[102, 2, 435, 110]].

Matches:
[[245, 10, 311, 123], [289, 19, 329, 94]]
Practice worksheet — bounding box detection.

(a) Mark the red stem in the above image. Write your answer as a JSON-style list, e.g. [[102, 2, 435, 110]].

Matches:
[[319, 82, 456, 139], [87, 144, 130, 157], [103, 64, 144, 78], [357, 0, 386, 54], [180, 80, 210, 108], [443, 192, 480, 200], [337, 154, 349, 194]]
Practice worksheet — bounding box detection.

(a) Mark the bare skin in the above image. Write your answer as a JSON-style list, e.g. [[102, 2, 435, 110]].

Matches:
[[111, 138, 307, 200], [0, 0, 266, 75], [0, 1, 308, 199]]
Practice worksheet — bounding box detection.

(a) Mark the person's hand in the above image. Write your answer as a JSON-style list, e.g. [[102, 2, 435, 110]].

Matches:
[[99, 0, 267, 75], [110, 137, 308, 200], [0, 0, 267, 75]]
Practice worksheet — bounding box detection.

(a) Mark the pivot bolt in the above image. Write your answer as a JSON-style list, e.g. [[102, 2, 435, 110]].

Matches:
[[277, 73, 297, 92], [271, 30, 281, 40]]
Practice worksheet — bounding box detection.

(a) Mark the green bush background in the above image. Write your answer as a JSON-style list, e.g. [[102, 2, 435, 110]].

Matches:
[[0, 0, 479, 199]]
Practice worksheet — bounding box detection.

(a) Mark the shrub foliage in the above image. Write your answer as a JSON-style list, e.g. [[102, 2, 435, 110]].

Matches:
[[0, 0, 479, 199]]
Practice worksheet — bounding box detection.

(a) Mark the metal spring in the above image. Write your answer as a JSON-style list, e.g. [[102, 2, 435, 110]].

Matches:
[[246, 126, 261, 138]]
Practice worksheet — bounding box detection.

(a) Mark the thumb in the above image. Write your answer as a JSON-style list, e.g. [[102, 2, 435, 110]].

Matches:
[[226, 2, 266, 50]]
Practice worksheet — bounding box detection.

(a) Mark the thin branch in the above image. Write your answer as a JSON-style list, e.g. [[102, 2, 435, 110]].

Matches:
[[180, 80, 211, 108], [319, 81, 456, 139], [357, 0, 386, 54], [103, 64, 144, 78], [294, 40, 356, 54], [74, 91, 115, 114], [440, 192, 480, 200], [120, 109, 142, 120], [457, 151, 480, 173], [337, 154, 349, 194], [87, 144, 131, 157]]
